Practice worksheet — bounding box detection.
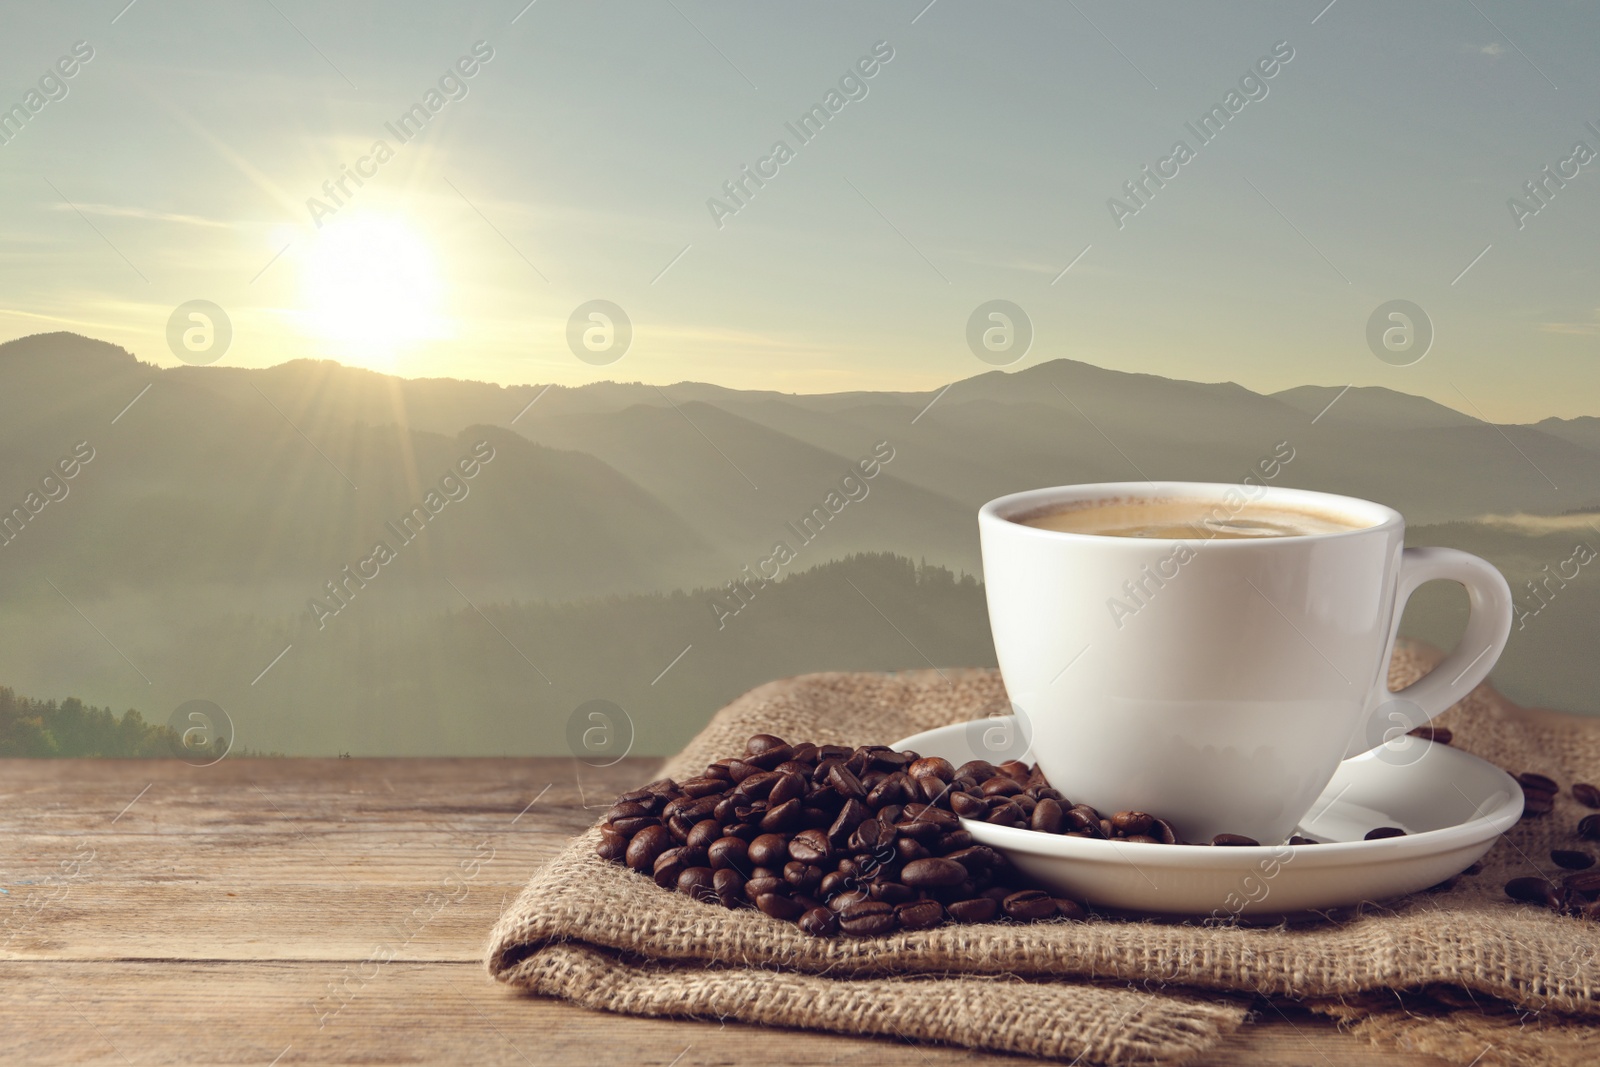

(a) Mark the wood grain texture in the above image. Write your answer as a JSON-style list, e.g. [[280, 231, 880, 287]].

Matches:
[[0, 758, 1449, 1065]]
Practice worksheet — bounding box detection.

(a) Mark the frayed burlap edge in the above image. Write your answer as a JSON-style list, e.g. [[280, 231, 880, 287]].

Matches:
[[513, 940, 1248, 1065]]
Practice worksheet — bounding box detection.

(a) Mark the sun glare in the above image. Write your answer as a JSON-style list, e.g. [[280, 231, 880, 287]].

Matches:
[[299, 214, 446, 368]]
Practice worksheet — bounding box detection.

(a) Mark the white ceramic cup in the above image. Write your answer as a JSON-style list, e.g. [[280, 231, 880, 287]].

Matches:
[[977, 482, 1514, 845]]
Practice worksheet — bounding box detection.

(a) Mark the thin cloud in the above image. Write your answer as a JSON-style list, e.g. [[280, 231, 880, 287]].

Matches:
[[45, 202, 233, 228]]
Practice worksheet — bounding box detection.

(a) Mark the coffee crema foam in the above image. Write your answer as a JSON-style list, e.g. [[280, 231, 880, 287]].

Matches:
[[1017, 498, 1368, 539]]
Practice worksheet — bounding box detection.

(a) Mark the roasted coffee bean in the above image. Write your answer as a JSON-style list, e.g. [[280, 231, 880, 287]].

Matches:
[[801, 805, 831, 828], [679, 777, 731, 799], [896, 900, 945, 930], [827, 798, 870, 844], [1012, 794, 1037, 817], [642, 777, 679, 796], [788, 828, 834, 866], [1406, 725, 1452, 745], [916, 775, 952, 804], [611, 815, 662, 836], [684, 818, 722, 852], [1364, 827, 1407, 840], [1121, 834, 1160, 844], [938, 830, 975, 853], [1571, 782, 1600, 809], [955, 759, 997, 782], [980, 777, 1023, 798], [950, 792, 987, 818], [727, 759, 765, 783], [791, 742, 819, 763], [1505, 876, 1557, 905], [986, 801, 1027, 828], [1518, 772, 1559, 794], [819, 871, 851, 898], [652, 847, 693, 890], [829, 889, 870, 912], [1553, 849, 1597, 870], [895, 819, 942, 844], [911, 805, 958, 829], [677, 867, 717, 903], [909, 756, 956, 781], [799, 906, 840, 937], [606, 800, 651, 823], [901, 857, 968, 888], [1521, 791, 1555, 817], [839, 901, 897, 936], [1053, 898, 1088, 921], [997, 760, 1032, 783], [827, 763, 867, 801], [894, 837, 931, 864], [748, 833, 789, 868], [744, 876, 785, 904], [625, 824, 672, 873], [720, 821, 757, 842], [1581, 814, 1600, 841], [704, 763, 735, 782], [756, 892, 806, 921], [1582, 900, 1600, 922], [947, 896, 998, 923], [1212, 833, 1260, 847], [768, 771, 807, 806], [708, 836, 750, 872], [731, 771, 779, 802], [1150, 818, 1181, 845], [617, 788, 657, 806], [745, 733, 788, 756], [847, 819, 882, 853], [869, 881, 915, 905], [1002, 890, 1057, 920], [876, 804, 904, 828], [760, 798, 804, 833], [1024, 799, 1062, 844], [817, 744, 852, 761], [713, 868, 745, 908], [867, 774, 914, 808], [596, 828, 628, 861], [1065, 805, 1101, 833], [784, 861, 824, 893], [746, 744, 795, 771], [1564, 870, 1600, 895], [1289, 836, 1319, 846], [1111, 811, 1154, 837], [945, 845, 1001, 873]]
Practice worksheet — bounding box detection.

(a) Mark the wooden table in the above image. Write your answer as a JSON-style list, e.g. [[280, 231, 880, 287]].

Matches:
[[0, 758, 1450, 1065]]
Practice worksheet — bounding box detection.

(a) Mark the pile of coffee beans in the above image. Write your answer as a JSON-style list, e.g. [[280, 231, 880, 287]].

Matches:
[[1502, 772, 1600, 920], [596, 735, 1105, 936]]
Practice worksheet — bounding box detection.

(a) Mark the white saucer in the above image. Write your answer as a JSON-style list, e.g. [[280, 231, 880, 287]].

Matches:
[[891, 717, 1524, 919]]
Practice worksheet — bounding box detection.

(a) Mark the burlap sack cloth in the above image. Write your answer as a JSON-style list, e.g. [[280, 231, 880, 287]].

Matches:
[[487, 641, 1600, 1065]]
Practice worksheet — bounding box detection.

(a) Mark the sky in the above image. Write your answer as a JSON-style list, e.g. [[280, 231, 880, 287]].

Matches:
[[1, 0, 1598, 420]]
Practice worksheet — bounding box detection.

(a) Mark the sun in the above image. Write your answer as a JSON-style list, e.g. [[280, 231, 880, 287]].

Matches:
[[298, 213, 446, 368]]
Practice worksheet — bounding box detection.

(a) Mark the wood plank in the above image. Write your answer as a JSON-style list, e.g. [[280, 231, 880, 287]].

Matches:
[[0, 961, 1441, 1066]]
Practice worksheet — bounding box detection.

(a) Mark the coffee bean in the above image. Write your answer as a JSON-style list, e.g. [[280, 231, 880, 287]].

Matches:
[[909, 756, 956, 781], [652, 847, 694, 890], [683, 818, 721, 852], [1521, 791, 1555, 817], [876, 803, 904, 828], [1053, 898, 1088, 921], [760, 798, 804, 833], [746, 744, 795, 771], [986, 801, 1027, 828], [902, 857, 967, 888], [839, 901, 897, 936], [944, 845, 1001, 873], [895, 899, 945, 930], [947, 897, 998, 923], [1150, 818, 1181, 845], [784, 861, 823, 893], [788, 828, 834, 866], [950, 792, 987, 818], [756, 892, 806, 921], [1111, 811, 1154, 837], [720, 821, 757, 842], [938, 830, 975, 853], [847, 819, 881, 853], [1582, 900, 1600, 922], [767, 771, 806, 807], [866, 774, 914, 808], [1581, 814, 1600, 841], [1563, 870, 1600, 895], [1212, 833, 1260, 847], [745, 733, 788, 757], [1573, 783, 1600, 809], [625, 824, 672, 873], [980, 777, 1023, 798], [1065, 805, 1101, 833], [748, 833, 789, 868], [1002, 890, 1057, 920], [606, 800, 650, 823], [677, 867, 717, 903], [827, 798, 870, 845], [679, 777, 731, 799], [1121, 834, 1159, 844], [596, 828, 627, 861], [955, 760, 997, 782], [894, 837, 931, 864], [869, 881, 915, 905], [799, 906, 840, 937], [727, 759, 765, 783], [1364, 826, 1407, 840], [997, 760, 1032, 783], [827, 763, 867, 801], [642, 777, 679, 796], [713, 868, 745, 908], [1289, 836, 1319, 846], [708, 836, 750, 872], [829, 889, 870, 912], [1031, 798, 1065, 835], [617, 788, 657, 806], [611, 815, 662, 836], [1552, 849, 1596, 871], [1505, 876, 1556, 905], [744, 876, 785, 904], [1518, 772, 1559, 794]]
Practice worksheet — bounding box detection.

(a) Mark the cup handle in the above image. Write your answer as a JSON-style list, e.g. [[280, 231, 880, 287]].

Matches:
[[1343, 546, 1514, 759]]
